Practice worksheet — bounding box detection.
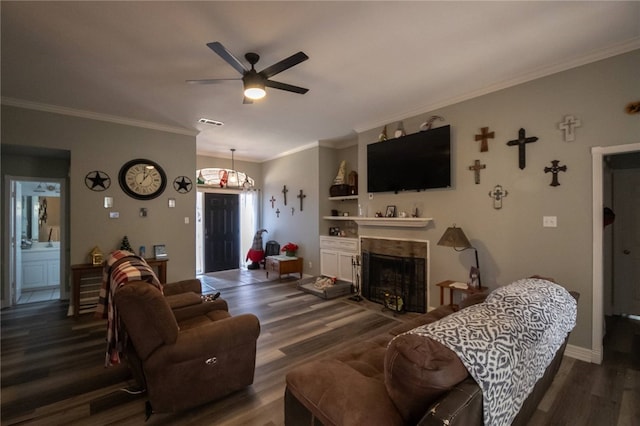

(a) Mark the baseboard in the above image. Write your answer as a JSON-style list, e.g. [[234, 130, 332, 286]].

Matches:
[[564, 344, 593, 363]]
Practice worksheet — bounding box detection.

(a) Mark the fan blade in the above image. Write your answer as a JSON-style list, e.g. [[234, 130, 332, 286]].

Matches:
[[243, 97, 254, 105], [265, 79, 309, 94], [206, 41, 247, 75], [186, 78, 241, 84], [260, 51, 308, 79]]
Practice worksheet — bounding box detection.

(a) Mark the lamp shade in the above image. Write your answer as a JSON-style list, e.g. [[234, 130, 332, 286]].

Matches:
[[437, 225, 472, 249], [243, 73, 266, 100]]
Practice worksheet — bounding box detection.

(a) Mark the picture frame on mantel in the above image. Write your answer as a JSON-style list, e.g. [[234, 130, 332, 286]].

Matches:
[[385, 205, 397, 218]]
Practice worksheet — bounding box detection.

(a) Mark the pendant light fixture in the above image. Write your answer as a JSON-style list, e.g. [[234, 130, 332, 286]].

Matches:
[[227, 148, 240, 188]]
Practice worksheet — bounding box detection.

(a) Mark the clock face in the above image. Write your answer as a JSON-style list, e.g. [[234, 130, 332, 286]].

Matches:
[[118, 159, 167, 200]]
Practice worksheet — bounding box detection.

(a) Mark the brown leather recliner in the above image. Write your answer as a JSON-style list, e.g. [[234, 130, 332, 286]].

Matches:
[[113, 280, 260, 417]]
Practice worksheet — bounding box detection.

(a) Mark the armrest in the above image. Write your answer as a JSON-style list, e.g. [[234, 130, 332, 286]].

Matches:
[[172, 299, 229, 323], [417, 377, 483, 426], [147, 314, 260, 365], [163, 279, 202, 296]]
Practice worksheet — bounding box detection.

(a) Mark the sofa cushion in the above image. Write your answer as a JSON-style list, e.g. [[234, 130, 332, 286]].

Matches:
[[385, 333, 469, 424], [165, 291, 202, 309], [286, 358, 404, 426]]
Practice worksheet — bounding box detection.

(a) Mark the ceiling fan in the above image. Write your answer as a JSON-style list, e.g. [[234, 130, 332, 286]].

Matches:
[[187, 41, 309, 104]]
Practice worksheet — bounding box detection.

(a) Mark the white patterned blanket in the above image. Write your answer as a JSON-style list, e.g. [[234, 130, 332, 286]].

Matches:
[[406, 278, 576, 426]]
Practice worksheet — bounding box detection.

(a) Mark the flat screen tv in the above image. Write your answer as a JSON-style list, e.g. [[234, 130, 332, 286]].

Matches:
[[367, 125, 451, 193]]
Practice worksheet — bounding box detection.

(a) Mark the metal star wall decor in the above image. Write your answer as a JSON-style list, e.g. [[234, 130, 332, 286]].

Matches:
[[85, 171, 111, 191], [173, 176, 193, 193]]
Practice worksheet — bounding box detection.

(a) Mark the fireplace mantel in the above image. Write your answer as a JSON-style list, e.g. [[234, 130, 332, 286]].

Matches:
[[353, 217, 433, 228]]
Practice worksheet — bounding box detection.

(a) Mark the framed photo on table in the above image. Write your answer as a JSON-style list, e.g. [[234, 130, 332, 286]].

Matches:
[[385, 205, 397, 218], [154, 244, 168, 259]]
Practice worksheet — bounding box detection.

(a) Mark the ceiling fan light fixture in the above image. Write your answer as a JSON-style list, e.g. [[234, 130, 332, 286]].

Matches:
[[244, 85, 266, 100], [243, 73, 266, 100]]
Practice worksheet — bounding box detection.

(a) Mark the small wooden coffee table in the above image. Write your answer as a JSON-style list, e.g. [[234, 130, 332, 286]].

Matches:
[[265, 255, 303, 279]]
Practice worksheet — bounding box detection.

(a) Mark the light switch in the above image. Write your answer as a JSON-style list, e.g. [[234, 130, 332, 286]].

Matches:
[[543, 216, 557, 227]]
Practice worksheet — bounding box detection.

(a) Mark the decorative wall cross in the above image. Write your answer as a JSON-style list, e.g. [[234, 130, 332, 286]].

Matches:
[[507, 128, 538, 169], [297, 189, 306, 211], [544, 160, 567, 187], [269, 196, 276, 209], [282, 185, 288, 205], [474, 127, 495, 152], [275, 208, 280, 218], [558, 115, 582, 142], [468, 160, 486, 184], [489, 185, 508, 209]]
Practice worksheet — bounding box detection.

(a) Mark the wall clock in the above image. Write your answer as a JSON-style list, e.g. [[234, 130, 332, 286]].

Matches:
[[118, 159, 167, 200]]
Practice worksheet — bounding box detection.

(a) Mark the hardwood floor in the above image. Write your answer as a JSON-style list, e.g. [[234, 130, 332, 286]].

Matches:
[[1, 271, 639, 425]]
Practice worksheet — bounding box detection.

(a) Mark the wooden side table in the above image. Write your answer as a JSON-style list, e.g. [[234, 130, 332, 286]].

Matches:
[[436, 280, 488, 308], [265, 255, 303, 279], [71, 258, 168, 318]]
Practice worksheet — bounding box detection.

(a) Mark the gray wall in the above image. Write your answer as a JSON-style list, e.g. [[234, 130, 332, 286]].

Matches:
[[1, 106, 197, 290], [356, 49, 640, 350], [262, 147, 320, 275]]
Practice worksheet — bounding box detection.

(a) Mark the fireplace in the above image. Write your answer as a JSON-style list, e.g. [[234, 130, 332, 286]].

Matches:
[[361, 238, 428, 313]]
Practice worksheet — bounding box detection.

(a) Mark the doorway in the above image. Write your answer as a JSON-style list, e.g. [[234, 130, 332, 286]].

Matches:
[[592, 142, 640, 364], [203, 193, 240, 273], [5, 177, 66, 306], [195, 190, 261, 275]]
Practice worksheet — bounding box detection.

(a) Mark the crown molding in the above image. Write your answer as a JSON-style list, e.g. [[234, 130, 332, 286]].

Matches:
[[1, 97, 199, 137], [354, 39, 640, 133]]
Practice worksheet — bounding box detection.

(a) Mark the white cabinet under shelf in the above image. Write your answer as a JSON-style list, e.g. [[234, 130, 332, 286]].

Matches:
[[320, 236, 358, 283]]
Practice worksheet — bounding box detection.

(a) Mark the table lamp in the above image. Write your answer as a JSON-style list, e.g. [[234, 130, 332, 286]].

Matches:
[[437, 225, 481, 288]]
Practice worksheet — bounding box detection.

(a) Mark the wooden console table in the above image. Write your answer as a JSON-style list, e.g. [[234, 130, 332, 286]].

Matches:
[[265, 255, 303, 279], [71, 258, 168, 318], [436, 280, 488, 308]]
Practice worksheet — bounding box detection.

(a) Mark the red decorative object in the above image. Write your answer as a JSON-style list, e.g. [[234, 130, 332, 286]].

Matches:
[[281, 242, 299, 256]]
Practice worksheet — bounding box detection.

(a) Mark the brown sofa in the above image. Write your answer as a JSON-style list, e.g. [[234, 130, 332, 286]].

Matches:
[[114, 279, 261, 417], [285, 290, 578, 426]]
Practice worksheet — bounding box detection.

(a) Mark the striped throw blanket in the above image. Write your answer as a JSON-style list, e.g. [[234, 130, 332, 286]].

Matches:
[[95, 250, 162, 366]]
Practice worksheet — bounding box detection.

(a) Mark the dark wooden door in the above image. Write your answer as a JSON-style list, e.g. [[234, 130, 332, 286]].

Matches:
[[204, 193, 239, 272]]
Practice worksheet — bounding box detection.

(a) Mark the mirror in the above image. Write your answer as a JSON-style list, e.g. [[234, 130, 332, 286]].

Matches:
[[21, 196, 39, 240], [19, 182, 61, 245]]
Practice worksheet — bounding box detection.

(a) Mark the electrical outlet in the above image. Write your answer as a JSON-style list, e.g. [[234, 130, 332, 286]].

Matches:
[[308, 261, 312, 269], [543, 216, 557, 227]]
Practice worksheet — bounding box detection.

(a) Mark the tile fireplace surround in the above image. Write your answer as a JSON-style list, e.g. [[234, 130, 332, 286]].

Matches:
[[360, 237, 429, 313]]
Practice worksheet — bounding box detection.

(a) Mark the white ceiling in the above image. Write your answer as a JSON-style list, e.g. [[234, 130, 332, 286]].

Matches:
[[2, 1, 639, 162]]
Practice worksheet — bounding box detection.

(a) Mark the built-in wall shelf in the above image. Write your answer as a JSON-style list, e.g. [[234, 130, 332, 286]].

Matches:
[[322, 216, 357, 221], [328, 195, 358, 201], [354, 217, 433, 228]]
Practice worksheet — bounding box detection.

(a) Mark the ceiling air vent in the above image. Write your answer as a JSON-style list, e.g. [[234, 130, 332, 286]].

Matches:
[[198, 118, 224, 126]]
